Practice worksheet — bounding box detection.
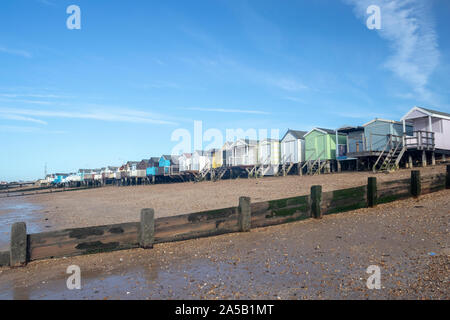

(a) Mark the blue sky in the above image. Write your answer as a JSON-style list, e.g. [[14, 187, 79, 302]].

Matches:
[[0, 0, 449, 181]]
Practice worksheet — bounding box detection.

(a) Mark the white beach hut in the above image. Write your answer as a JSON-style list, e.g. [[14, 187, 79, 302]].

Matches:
[[280, 129, 307, 164], [229, 139, 259, 166], [191, 150, 211, 172], [258, 138, 281, 175], [401, 106, 450, 152], [178, 153, 192, 172]]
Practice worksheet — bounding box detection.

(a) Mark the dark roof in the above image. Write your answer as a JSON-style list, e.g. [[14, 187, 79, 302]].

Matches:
[[419, 107, 450, 118], [338, 126, 364, 133], [316, 127, 336, 134], [282, 129, 308, 141], [161, 155, 179, 165]]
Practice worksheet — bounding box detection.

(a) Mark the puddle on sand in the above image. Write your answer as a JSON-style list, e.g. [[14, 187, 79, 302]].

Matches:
[[0, 259, 193, 300], [0, 201, 44, 251], [0, 255, 332, 300]]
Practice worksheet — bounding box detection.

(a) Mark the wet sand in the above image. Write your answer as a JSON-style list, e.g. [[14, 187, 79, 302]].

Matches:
[[0, 202, 45, 251], [0, 189, 448, 300], [0, 166, 445, 242]]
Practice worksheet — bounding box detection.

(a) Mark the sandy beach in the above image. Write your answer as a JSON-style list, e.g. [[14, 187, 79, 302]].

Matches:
[[0, 166, 446, 238], [1, 188, 448, 299]]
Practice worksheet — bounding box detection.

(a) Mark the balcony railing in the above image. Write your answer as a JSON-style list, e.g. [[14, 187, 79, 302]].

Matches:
[[405, 131, 435, 150]]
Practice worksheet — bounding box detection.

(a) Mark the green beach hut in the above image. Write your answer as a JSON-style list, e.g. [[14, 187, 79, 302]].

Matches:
[[304, 128, 347, 161]]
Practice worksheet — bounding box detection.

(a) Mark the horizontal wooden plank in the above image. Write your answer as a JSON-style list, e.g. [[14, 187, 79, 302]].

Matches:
[[251, 210, 310, 228], [322, 186, 367, 215], [251, 195, 310, 228], [29, 222, 140, 260], [155, 206, 237, 230], [155, 217, 239, 243], [378, 179, 410, 193], [421, 174, 446, 195]]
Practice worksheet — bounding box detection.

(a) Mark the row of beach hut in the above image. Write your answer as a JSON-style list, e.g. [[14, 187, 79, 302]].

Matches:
[[42, 106, 450, 186]]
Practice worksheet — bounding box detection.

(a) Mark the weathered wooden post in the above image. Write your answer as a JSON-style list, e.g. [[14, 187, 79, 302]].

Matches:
[[0, 251, 9, 267], [238, 196, 251, 232], [446, 165, 450, 189], [139, 208, 155, 249], [10, 222, 27, 267], [367, 177, 377, 208], [411, 170, 421, 198], [311, 185, 322, 219]]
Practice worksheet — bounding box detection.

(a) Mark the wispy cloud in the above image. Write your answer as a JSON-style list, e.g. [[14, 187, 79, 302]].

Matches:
[[0, 113, 47, 125], [0, 107, 178, 125], [186, 107, 270, 115], [344, 0, 440, 101], [0, 97, 53, 105], [0, 46, 32, 58]]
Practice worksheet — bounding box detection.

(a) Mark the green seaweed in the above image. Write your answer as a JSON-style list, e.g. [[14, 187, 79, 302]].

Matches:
[[268, 195, 308, 210], [377, 193, 410, 204], [75, 241, 120, 254], [325, 201, 367, 215], [272, 205, 309, 217], [332, 186, 365, 201]]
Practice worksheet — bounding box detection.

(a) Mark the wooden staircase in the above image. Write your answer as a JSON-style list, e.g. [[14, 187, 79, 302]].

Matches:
[[373, 135, 406, 172], [280, 155, 295, 176], [256, 156, 272, 177], [213, 166, 228, 181], [303, 150, 325, 175], [194, 166, 211, 182]]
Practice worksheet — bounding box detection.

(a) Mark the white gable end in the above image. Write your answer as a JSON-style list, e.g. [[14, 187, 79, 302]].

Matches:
[[282, 132, 298, 142]]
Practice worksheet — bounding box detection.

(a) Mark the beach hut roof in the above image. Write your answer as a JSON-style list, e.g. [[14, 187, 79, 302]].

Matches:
[[161, 155, 180, 164], [363, 118, 404, 127], [281, 129, 308, 141], [338, 126, 364, 133], [401, 106, 450, 121], [193, 150, 206, 156], [234, 138, 259, 146], [304, 127, 336, 137]]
